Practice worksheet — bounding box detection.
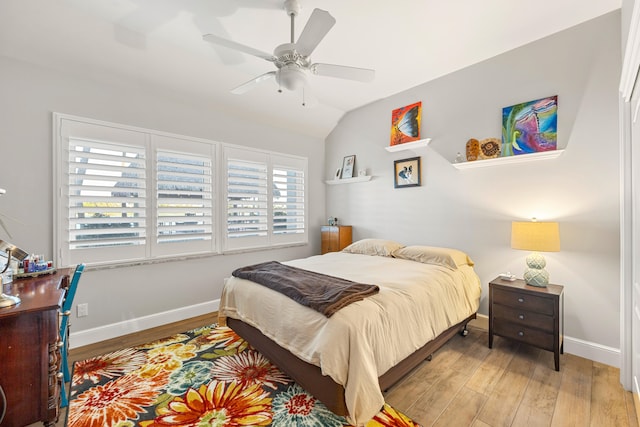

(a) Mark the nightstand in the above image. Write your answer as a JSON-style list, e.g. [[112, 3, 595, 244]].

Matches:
[[489, 277, 564, 371], [321, 225, 352, 254]]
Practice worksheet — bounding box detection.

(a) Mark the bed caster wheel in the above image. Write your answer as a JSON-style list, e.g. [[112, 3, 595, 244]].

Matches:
[[460, 328, 469, 337], [426, 354, 433, 362]]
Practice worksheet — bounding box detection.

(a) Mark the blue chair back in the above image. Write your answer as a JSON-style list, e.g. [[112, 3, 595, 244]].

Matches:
[[60, 264, 84, 334], [59, 263, 84, 407], [62, 263, 84, 313]]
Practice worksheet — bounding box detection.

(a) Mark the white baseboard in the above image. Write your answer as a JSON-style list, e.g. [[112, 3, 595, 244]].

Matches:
[[469, 313, 620, 368], [564, 336, 620, 368], [69, 304, 621, 368], [69, 299, 219, 349]]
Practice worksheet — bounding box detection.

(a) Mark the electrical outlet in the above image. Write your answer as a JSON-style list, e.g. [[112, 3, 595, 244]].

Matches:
[[77, 303, 89, 317]]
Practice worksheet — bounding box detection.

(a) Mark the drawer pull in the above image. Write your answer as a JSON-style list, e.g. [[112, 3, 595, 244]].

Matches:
[[517, 297, 525, 303], [518, 314, 525, 320], [518, 331, 525, 337]]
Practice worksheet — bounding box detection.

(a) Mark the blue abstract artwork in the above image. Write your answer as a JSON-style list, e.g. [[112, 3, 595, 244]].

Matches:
[[502, 95, 557, 156]]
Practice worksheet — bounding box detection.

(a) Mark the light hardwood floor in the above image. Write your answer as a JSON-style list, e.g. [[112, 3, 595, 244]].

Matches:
[[52, 315, 637, 427]]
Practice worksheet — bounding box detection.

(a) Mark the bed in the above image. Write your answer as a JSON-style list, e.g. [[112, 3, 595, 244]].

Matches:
[[219, 239, 482, 425]]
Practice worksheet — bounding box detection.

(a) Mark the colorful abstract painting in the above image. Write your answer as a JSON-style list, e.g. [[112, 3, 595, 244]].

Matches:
[[390, 102, 422, 146], [501, 95, 557, 156]]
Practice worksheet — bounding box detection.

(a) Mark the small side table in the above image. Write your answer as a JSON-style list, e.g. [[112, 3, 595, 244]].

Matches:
[[488, 277, 564, 371], [320, 225, 352, 254]]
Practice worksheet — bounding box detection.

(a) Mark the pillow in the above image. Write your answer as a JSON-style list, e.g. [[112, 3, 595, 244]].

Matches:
[[392, 245, 474, 269], [342, 239, 405, 257]]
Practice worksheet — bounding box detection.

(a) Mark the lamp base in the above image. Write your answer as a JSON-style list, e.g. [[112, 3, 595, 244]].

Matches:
[[0, 293, 20, 308], [523, 252, 550, 287], [523, 267, 550, 287]]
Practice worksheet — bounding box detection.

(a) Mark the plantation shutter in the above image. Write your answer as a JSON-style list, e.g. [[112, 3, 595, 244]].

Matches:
[[59, 117, 150, 265], [152, 134, 215, 256], [224, 147, 269, 250], [271, 155, 307, 245], [68, 138, 147, 249], [55, 114, 308, 266]]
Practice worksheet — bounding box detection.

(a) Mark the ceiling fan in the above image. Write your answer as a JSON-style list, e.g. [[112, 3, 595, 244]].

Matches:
[[202, 0, 375, 96]]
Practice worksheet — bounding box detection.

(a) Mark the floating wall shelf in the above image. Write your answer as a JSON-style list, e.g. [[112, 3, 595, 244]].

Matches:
[[325, 176, 373, 185], [384, 138, 432, 153], [452, 149, 565, 170]]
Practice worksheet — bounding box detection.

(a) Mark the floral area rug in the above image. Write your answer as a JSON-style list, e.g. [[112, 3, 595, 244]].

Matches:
[[67, 324, 421, 427]]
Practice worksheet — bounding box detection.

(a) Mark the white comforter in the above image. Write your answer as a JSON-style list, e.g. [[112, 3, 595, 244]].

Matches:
[[219, 252, 481, 425]]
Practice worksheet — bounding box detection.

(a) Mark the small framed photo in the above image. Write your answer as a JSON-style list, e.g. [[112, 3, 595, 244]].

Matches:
[[341, 155, 355, 179], [394, 156, 421, 188]]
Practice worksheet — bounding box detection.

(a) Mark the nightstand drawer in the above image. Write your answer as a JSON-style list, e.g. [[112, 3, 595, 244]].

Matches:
[[492, 304, 555, 331], [493, 319, 554, 351], [492, 288, 554, 315]]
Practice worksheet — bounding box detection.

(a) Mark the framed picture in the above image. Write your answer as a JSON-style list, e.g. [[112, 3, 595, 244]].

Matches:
[[502, 95, 557, 156], [394, 156, 421, 188], [390, 102, 422, 146], [341, 155, 355, 179]]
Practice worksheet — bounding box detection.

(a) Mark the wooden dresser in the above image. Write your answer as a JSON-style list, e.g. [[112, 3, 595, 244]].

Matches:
[[489, 277, 564, 371], [0, 268, 71, 426], [321, 225, 352, 254]]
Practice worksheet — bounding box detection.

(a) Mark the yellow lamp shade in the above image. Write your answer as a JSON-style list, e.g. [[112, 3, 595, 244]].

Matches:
[[511, 221, 560, 252]]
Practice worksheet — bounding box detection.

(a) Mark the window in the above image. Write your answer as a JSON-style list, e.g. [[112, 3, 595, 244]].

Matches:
[[272, 163, 305, 237], [54, 114, 307, 267], [152, 135, 215, 258], [156, 150, 212, 244], [68, 138, 147, 251], [223, 147, 307, 251]]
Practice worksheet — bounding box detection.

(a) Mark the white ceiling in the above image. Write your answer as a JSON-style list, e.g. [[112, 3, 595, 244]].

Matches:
[[0, 0, 621, 138]]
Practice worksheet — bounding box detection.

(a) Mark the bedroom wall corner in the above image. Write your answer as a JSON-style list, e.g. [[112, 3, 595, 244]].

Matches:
[[324, 11, 622, 365]]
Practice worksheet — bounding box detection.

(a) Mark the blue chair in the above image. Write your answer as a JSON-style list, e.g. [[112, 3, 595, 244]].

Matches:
[[59, 263, 84, 408]]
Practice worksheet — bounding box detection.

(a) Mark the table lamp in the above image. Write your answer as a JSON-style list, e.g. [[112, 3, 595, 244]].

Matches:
[[511, 219, 560, 287]]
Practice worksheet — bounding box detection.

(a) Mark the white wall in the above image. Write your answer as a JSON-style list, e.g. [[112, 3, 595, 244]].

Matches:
[[0, 54, 325, 344], [325, 12, 621, 364]]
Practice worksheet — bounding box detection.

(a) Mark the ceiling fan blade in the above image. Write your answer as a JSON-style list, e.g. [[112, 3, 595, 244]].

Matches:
[[295, 9, 336, 57], [203, 34, 276, 62], [231, 71, 277, 94], [312, 63, 375, 82]]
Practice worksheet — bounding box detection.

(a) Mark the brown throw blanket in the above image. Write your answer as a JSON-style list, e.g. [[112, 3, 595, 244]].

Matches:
[[232, 261, 379, 317]]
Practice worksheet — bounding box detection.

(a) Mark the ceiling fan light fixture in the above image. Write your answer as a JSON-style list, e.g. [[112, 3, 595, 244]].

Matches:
[[202, 1, 374, 96], [276, 65, 308, 91]]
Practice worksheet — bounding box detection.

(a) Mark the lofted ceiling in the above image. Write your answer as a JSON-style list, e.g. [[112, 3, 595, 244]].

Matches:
[[0, 0, 621, 138]]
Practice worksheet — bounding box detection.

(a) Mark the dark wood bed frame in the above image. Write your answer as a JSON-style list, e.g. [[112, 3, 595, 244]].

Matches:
[[227, 312, 476, 417]]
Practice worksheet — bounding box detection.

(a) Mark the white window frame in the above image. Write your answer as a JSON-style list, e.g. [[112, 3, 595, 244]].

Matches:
[[53, 113, 308, 268]]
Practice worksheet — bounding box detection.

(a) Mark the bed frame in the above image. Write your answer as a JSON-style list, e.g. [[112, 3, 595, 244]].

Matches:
[[227, 312, 476, 416]]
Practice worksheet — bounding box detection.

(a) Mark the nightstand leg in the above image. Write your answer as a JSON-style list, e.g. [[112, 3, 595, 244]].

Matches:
[[554, 351, 560, 371]]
